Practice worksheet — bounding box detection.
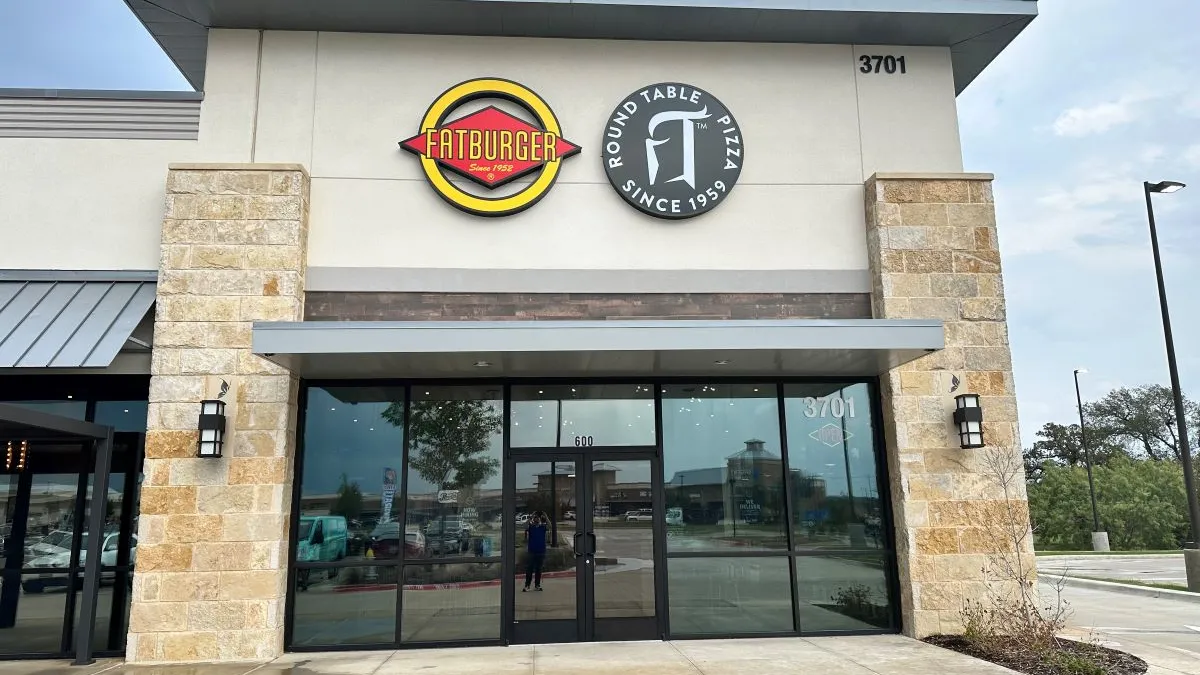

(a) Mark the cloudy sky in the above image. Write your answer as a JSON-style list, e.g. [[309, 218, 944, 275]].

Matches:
[[2, 0, 1197, 446]]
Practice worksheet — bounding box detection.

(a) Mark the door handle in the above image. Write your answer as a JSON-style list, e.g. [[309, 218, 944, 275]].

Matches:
[[573, 532, 584, 558], [586, 531, 597, 556]]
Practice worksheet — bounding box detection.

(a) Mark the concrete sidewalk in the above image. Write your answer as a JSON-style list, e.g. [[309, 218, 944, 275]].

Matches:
[[0, 636, 1019, 675]]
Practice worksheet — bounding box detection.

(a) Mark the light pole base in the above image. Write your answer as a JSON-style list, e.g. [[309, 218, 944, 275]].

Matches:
[[1091, 531, 1110, 552], [1185, 547, 1200, 593]]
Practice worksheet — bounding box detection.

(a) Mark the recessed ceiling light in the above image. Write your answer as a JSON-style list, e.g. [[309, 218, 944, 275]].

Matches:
[[714, 359, 730, 365], [353, 419, 358, 423], [474, 361, 491, 368]]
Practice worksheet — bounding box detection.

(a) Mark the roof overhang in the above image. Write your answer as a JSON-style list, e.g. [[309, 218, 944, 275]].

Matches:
[[125, 0, 1037, 94], [252, 318, 943, 378]]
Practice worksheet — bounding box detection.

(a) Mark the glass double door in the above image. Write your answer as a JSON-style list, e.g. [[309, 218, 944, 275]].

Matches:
[[508, 451, 661, 644]]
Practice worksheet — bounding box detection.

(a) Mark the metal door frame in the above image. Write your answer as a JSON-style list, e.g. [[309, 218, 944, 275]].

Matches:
[[504, 446, 663, 644]]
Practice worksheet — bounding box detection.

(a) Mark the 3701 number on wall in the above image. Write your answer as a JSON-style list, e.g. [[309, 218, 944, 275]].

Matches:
[[859, 55, 907, 75]]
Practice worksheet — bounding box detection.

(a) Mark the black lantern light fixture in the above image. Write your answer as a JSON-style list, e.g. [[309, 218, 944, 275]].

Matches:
[[953, 394, 984, 449], [197, 399, 227, 458]]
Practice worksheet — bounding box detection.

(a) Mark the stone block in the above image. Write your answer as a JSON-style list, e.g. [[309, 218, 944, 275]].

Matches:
[[161, 220, 214, 245], [140, 486, 198, 516], [932, 227, 976, 251], [881, 180, 925, 203], [250, 541, 284, 570], [974, 227, 997, 251], [133, 573, 161, 602], [160, 245, 191, 271], [217, 571, 285, 600], [230, 430, 281, 458], [193, 270, 263, 296], [261, 271, 301, 297], [964, 347, 1013, 372], [167, 170, 218, 195], [167, 460, 230, 487], [237, 351, 290, 375], [265, 220, 304, 246], [876, 202, 903, 227], [934, 554, 987, 582], [923, 448, 974, 473], [189, 245, 244, 270], [915, 527, 960, 555], [194, 542, 254, 571], [965, 371, 1007, 396], [907, 421, 955, 449], [235, 401, 290, 431], [961, 298, 1006, 321], [136, 544, 194, 573], [877, 249, 904, 272], [959, 526, 1011, 554], [227, 457, 288, 485], [930, 274, 979, 298], [137, 515, 166, 547], [918, 581, 962, 611], [179, 348, 239, 376], [907, 297, 963, 322], [144, 430, 200, 459], [270, 171, 305, 196], [196, 196, 247, 220], [242, 245, 303, 271], [240, 376, 292, 403], [920, 180, 971, 204], [217, 171, 271, 195], [161, 632, 220, 662], [899, 371, 936, 395], [157, 296, 241, 323], [159, 572, 221, 601], [898, 203, 949, 229], [882, 273, 932, 298], [884, 226, 931, 250], [903, 250, 952, 274], [952, 250, 1001, 274], [946, 204, 996, 229], [165, 194, 200, 220], [245, 195, 302, 220], [188, 601, 248, 631], [254, 485, 286, 513], [976, 274, 1004, 298], [221, 513, 286, 542], [129, 601, 189, 633], [969, 181, 994, 204], [239, 296, 301, 323], [212, 220, 272, 245], [150, 348, 182, 376], [196, 485, 257, 514], [164, 514, 223, 544], [222, 629, 284, 661]]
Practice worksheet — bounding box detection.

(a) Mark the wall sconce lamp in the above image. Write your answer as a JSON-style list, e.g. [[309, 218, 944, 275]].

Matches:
[[5, 440, 27, 471], [198, 399, 227, 458], [953, 394, 984, 449]]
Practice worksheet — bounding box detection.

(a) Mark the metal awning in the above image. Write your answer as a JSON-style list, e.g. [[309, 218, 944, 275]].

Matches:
[[0, 273, 157, 368], [252, 318, 943, 378]]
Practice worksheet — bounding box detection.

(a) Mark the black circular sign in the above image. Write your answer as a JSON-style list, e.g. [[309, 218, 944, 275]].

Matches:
[[601, 83, 743, 219]]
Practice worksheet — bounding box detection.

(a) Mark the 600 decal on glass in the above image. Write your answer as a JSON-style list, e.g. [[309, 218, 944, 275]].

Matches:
[[601, 83, 743, 219]]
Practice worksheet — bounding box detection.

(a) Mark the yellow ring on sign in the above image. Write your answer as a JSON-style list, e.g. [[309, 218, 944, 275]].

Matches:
[[419, 79, 564, 216]]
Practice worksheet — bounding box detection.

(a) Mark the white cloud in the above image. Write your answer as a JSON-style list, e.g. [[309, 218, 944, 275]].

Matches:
[[1052, 99, 1138, 137], [1139, 145, 1166, 164]]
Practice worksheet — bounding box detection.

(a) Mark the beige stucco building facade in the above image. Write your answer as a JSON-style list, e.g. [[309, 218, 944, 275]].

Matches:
[[0, 0, 1037, 665]]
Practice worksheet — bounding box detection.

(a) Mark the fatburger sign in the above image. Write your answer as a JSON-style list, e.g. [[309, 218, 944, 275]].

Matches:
[[400, 78, 581, 217]]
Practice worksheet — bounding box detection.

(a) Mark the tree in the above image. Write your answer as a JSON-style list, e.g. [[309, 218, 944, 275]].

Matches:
[[383, 399, 502, 492], [1022, 421, 1125, 482], [1084, 385, 1200, 462], [331, 473, 364, 522], [1029, 457, 1189, 550]]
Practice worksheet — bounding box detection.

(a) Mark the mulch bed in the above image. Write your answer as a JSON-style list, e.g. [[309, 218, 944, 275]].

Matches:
[[924, 635, 1148, 675]]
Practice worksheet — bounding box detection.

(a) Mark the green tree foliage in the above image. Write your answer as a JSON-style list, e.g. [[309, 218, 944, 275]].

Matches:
[[1022, 421, 1124, 482], [1029, 458, 1188, 550], [381, 399, 502, 490], [331, 473, 364, 521], [1083, 385, 1200, 462]]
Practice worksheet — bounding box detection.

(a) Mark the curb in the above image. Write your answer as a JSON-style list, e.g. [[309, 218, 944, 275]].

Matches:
[[1048, 575, 1200, 604]]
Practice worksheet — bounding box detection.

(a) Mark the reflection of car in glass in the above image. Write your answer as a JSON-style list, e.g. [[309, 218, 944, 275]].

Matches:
[[515, 513, 530, 525], [24, 529, 72, 561], [624, 509, 654, 522], [367, 521, 426, 560], [297, 516, 348, 564], [424, 517, 472, 555], [23, 532, 137, 593], [665, 507, 683, 526], [563, 511, 576, 521]]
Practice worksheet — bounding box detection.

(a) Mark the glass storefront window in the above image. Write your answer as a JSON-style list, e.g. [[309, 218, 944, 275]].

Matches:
[[794, 554, 893, 632], [93, 401, 149, 432], [297, 387, 406, 564], [406, 387, 503, 560], [662, 384, 787, 551], [291, 565, 398, 646], [783, 383, 885, 551], [667, 557, 794, 635], [401, 563, 501, 642], [511, 384, 654, 448]]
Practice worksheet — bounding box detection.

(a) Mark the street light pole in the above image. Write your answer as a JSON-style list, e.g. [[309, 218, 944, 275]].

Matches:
[[1073, 368, 1107, 551], [1143, 180, 1200, 591]]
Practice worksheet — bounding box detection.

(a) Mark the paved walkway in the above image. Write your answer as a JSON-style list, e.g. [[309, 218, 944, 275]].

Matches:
[[0, 636, 1019, 675]]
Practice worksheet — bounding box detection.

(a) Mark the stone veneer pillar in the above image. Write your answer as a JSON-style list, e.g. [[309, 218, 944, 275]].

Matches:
[[128, 163, 310, 662], [864, 173, 1031, 637]]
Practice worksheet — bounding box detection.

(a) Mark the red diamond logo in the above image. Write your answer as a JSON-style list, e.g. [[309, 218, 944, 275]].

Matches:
[[400, 106, 581, 189]]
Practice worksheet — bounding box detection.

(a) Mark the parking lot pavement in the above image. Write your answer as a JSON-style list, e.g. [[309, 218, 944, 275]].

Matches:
[[1037, 553, 1188, 585], [1040, 579, 1200, 674]]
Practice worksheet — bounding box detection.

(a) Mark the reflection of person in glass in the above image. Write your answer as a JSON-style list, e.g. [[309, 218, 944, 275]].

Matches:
[[523, 511, 548, 592]]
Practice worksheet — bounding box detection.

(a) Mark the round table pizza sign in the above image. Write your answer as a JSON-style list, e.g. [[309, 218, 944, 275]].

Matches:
[[601, 83, 743, 219]]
